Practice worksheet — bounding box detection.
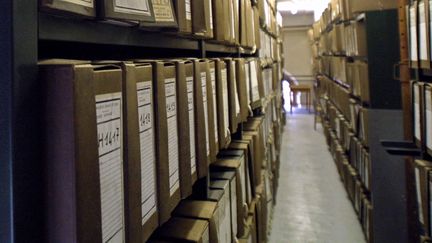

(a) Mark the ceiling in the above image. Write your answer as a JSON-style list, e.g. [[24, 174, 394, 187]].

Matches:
[[277, 0, 330, 19]]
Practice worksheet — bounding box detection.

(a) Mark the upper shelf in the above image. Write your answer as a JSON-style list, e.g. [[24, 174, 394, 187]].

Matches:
[[39, 13, 255, 55]]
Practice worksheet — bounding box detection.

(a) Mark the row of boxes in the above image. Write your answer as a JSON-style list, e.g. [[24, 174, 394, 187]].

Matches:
[[40, 57, 281, 242], [40, 0, 260, 48], [258, 0, 278, 38], [408, 0, 432, 69], [414, 159, 432, 239]]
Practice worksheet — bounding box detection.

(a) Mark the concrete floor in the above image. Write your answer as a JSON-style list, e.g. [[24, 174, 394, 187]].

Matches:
[[269, 112, 366, 243]]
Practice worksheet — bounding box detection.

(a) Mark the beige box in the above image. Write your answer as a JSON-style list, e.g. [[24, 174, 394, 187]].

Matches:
[[193, 59, 211, 177], [151, 61, 181, 224], [150, 217, 210, 242], [97, 0, 154, 23], [173, 0, 193, 35], [235, 58, 249, 122], [40, 0, 95, 17], [211, 0, 228, 42], [415, 160, 432, 236], [225, 58, 241, 134], [192, 0, 214, 38], [207, 187, 233, 243], [253, 6, 261, 49], [349, 0, 397, 14], [173, 200, 218, 243], [41, 60, 125, 242], [208, 60, 220, 163], [122, 62, 158, 242], [229, 141, 254, 204], [214, 59, 231, 149]]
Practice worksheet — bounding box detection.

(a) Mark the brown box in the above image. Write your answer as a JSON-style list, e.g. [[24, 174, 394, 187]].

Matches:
[[235, 58, 249, 122], [245, 0, 255, 49], [225, 58, 241, 134], [151, 61, 181, 224], [214, 59, 231, 149], [415, 160, 432, 235], [209, 177, 238, 241], [239, 0, 247, 47], [208, 60, 219, 163], [41, 60, 125, 242], [249, 59, 262, 109], [192, 0, 214, 38], [173, 0, 192, 35], [207, 187, 233, 243], [97, 0, 154, 22], [122, 62, 158, 242], [229, 141, 254, 204], [211, 0, 228, 42], [211, 152, 248, 238], [413, 82, 425, 147], [425, 84, 432, 156], [173, 200, 218, 243], [150, 217, 210, 242], [193, 59, 211, 177], [349, 0, 397, 14], [40, 0, 95, 17], [172, 60, 196, 198], [140, 0, 178, 29], [228, 0, 240, 44]]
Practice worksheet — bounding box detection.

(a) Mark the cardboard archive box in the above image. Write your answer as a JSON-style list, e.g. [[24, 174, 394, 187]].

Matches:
[[171, 60, 197, 198], [213, 59, 231, 149], [415, 160, 432, 235], [227, 0, 240, 45], [425, 84, 432, 156], [413, 82, 425, 148], [225, 58, 241, 134], [150, 61, 181, 224], [208, 61, 220, 163], [245, 0, 256, 49], [211, 0, 228, 42], [243, 117, 266, 186], [173, 0, 193, 35], [41, 60, 125, 242], [193, 59, 211, 177], [150, 217, 210, 242], [122, 62, 159, 242], [141, 0, 178, 29], [209, 177, 238, 242], [40, 0, 95, 17], [235, 58, 250, 122], [347, 0, 398, 15], [191, 0, 214, 38], [207, 187, 233, 243], [97, 0, 155, 23], [229, 141, 255, 204], [173, 200, 219, 243], [253, 6, 261, 49], [249, 59, 262, 109]]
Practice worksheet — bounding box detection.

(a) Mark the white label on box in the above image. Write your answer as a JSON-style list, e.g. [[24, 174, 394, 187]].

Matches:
[[136, 81, 157, 225], [231, 1, 235, 39], [208, 0, 213, 30], [230, 178, 238, 237], [250, 61, 260, 102], [165, 78, 180, 196], [414, 84, 421, 141], [411, 6, 419, 61], [245, 63, 251, 105], [187, 77, 196, 174], [210, 68, 218, 144], [232, 62, 241, 116], [415, 167, 424, 224], [201, 72, 210, 156], [63, 0, 93, 7], [202, 226, 210, 243], [222, 68, 230, 137], [420, 2, 428, 61], [427, 89, 432, 151], [96, 92, 125, 243], [185, 0, 192, 20], [114, 0, 150, 14]]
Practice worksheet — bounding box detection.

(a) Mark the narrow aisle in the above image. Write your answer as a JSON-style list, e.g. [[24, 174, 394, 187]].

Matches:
[[269, 113, 366, 243]]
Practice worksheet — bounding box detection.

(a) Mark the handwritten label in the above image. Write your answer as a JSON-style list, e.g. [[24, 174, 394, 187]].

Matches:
[[420, 2, 428, 61], [187, 76, 196, 174], [96, 92, 125, 243], [232, 62, 241, 116], [185, 0, 192, 20], [152, 0, 175, 22], [410, 6, 418, 61]]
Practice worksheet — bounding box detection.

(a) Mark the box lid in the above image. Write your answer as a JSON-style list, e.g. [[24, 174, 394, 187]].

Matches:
[[174, 200, 217, 220], [210, 171, 236, 181], [156, 217, 208, 242]]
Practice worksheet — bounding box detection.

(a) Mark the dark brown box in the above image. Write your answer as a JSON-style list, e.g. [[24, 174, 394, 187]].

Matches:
[[173, 0, 192, 34], [97, 0, 154, 23], [41, 60, 125, 242], [191, 0, 214, 38], [140, 0, 178, 29], [150, 217, 210, 242], [225, 58, 241, 134], [207, 187, 233, 243], [150, 61, 182, 224], [172, 60, 196, 198], [193, 59, 211, 178], [415, 160, 432, 235], [122, 62, 158, 242], [214, 59, 231, 149], [208, 60, 219, 163], [173, 200, 218, 243], [40, 0, 95, 17]]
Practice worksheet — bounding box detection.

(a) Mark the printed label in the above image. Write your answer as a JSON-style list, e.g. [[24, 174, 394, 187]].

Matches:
[[415, 167, 424, 224], [96, 92, 125, 243], [185, 0, 192, 20], [410, 6, 419, 61], [165, 78, 180, 196], [114, 0, 150, 14], [427, 89, 432, 151], [414, 85, 421, 141], [136, 82, 157, 225], [420, 2, 428, 61], [187, 77, 196, 174], [221, 69, 230, 137], [153, 0, 175, 22], [63, 0, 93, 7], [210, 68, 218, 144], [201, 72, 210, 156]]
